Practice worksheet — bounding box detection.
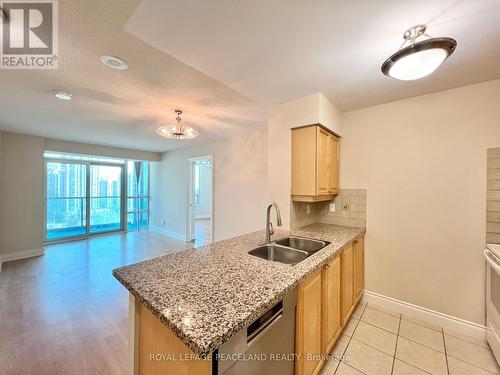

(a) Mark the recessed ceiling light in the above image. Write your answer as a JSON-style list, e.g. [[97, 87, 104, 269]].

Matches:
[[381, 25, 457, 81], [100, 55, 129, 70], [53, 90, 72, 101]]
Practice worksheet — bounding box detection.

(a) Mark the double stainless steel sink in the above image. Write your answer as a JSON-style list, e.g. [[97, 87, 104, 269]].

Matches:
[[248, 236, 330, 265]]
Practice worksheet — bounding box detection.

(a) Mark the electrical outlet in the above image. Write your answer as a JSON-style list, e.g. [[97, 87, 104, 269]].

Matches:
[[306, 204, 311, 214], [329, 203, 336, 213], [342, 203, 350, 211]]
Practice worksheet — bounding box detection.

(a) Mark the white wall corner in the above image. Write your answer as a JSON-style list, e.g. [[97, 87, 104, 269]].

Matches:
[[318, 93, 342, 136], [362, 290, 487, 340], [0, 247, 45, 265]]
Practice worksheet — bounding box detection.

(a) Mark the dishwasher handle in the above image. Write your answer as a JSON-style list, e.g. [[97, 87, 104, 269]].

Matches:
[[246, 301, 283, 346]]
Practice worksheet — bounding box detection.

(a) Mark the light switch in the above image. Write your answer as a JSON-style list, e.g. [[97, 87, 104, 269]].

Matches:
[[329, 203, 336, 212]]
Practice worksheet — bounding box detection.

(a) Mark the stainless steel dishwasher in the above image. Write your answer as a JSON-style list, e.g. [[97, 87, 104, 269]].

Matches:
[[216, 289, 297, 375]]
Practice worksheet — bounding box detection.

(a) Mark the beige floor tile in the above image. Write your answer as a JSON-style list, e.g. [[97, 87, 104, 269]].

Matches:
[[445, 334, 500, 373], [396, 337, 448, 375], [335, 362, 365, 375], [448, 356, 499, 375], [351, 303, 366, 319], [402, 315, 442, 332], [319, 358, 339, 375], [361, 307, 400, 333], [343, 316, 359, 337], [330, 334, 351, 360], [321, 334, 350, 374], [443, 328, 490, 348], [399, 320, 445, 352], [353, 321, 397, 356], [393, 359, 431, 375], [367, 303, 402, 317], [343, 339, 393, 375]]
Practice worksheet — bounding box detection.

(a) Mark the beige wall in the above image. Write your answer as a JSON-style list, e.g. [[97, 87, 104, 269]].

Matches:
[[150, 130, 268, 242], [340, 79, 500, 324], [0, 132, 45, 254], [268, 93, 341, 229]]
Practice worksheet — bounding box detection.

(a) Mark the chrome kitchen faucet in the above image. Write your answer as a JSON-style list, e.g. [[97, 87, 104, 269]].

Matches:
[[265, 202, 282, 243]]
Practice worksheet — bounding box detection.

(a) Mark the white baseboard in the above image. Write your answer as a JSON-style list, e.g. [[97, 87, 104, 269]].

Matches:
[[149, 226, 186, 243], [0, 248, 45, 266], [362, 290, 486, 340]]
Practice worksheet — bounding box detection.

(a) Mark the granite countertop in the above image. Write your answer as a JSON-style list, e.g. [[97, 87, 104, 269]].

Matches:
[[113, 223, 365, 356]]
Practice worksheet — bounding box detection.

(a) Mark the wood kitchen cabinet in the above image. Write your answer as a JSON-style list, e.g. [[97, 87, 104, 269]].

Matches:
[[296, 236, 364, 375], [354, 236, 365, 304], [322, 255, 342, 355], [296, 269, 323, 375], [341, 243, 355, 326], [291, 124, 340, 202]]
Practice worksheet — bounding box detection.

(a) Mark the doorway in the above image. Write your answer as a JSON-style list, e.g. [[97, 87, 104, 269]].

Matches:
[[187, 156, 213, 246]]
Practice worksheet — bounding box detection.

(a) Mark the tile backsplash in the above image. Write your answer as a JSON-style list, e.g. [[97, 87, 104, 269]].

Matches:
[[290, 189, 367, 230], [487, 148, 500, 244]]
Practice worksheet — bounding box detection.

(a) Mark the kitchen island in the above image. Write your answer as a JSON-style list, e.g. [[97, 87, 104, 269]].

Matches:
[[113, 223, 365, 375]]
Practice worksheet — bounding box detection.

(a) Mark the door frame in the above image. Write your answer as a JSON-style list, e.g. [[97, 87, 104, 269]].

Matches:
[[187, 155, 214, 244]]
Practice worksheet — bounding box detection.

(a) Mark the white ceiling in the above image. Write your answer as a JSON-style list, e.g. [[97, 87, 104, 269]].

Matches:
[[126, 0, 500, 111], [0, 0, 267, 152], [1, 1, 500, 153]]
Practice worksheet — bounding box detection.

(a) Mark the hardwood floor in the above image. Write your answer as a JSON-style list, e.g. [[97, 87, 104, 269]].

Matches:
[[0, 230, 191, 375], [195, 218, 211, 246]]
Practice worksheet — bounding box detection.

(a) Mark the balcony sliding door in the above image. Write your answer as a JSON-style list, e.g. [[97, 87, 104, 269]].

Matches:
[[45, 161, 124, 242], [46, 162, 87, 240], [89, 164, 123, 234]]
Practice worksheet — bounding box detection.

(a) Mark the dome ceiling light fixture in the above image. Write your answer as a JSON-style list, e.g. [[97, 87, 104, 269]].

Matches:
[[381, 24, 457, 81], [53, 89, 73, 101], [156, 109, 199, 140]]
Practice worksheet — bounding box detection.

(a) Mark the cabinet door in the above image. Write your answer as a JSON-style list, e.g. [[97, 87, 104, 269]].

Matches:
[[322, 255, 342, 355], [296, 269, 323, 375], [328, 135, 340, 194], [354, 236, 365, 303], [291, 126, 317, 196], [316, 127, 330, 195], [341, 244, 355, 325]]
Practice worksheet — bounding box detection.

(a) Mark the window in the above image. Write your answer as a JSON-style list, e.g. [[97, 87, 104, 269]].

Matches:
[[194, 163, 200, 205], [45, 152, 150, 242], [46, 162, 87, 239], [126, 161, 150, 230]]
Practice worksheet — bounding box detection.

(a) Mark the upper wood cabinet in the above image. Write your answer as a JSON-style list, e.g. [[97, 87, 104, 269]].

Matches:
[[291, 124, 340, 202]]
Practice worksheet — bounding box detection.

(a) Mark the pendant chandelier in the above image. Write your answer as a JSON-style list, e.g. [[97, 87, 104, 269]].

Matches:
[[156, 109, 199, 140]]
